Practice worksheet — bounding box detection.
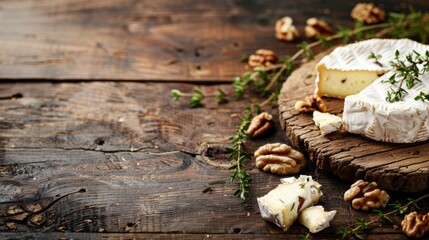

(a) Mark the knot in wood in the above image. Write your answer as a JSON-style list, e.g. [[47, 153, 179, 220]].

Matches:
[[401, 211, 429, 238], [343, 180, 390, 211], [275, 16, 299, 42], [247, 112, 273, 137], [351, 3, 386, 24], [294, 95, 327, 112], [248, 49, 278, 68], [254, 143, 306, 175], [304, 18, 334, 39]]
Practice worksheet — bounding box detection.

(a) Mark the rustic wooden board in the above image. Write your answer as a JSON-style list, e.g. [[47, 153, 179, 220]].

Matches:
[[0, 0, 425, 81], [278, 49, 429, 193]]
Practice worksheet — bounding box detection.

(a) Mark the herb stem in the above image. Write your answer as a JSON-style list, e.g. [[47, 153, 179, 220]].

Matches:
[[264, 64, 286, 92], [343, 193, 429, 238]]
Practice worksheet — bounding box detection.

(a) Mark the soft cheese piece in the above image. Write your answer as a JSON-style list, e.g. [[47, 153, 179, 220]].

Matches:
[[339, 40, 429, 143], [315, 39, 422, 98], [316, 66, 385, 98], [315, 38, 429, 143], [257, 175, 322, 231], [298, 205, 337, 233], [343, 70, 429, 143], [313, 111, 343, 135]]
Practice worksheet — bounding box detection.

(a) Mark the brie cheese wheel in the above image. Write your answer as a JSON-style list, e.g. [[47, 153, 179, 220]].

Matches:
[[257, 175, 322, 231], [315, 39, 429, 143], [313, 111, 343, 135], [298, 205, 337, 233]]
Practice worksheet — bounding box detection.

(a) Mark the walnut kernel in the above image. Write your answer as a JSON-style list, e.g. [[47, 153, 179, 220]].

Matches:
[[248, 49, 278, 68], [247, 112, 273, 137], [343, 180, 390, 211], [351, 3, 386, 24], [305, 18, 334, 39], [294, 95, 327, 113], [401, 211, 429, 238], [254, 143, 306, 175], [275, 16, 299, 41]]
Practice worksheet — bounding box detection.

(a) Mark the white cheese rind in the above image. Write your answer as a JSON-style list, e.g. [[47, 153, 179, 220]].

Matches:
[[257, 175, 322, 231], [315, 39, 418, 98], [343, 70, 429, 143], [315, 38, 429, 143], [298, 205, 337, 233]]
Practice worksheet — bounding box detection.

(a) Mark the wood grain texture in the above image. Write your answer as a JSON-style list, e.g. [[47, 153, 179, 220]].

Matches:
[[0, 0, 425, 81], [278, 50, 429, 193], [0, 82, 315, 236], [1, 82, 426, 239]]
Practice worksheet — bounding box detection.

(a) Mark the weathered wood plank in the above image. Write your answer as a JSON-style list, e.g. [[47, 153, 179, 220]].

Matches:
[[0, 0, 425, 81], [278, 49, 429, 192], [0, 82, 297, 235], [1, 82, 426, 239]]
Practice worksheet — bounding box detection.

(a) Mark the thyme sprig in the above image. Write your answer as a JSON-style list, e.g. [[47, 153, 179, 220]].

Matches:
[[385, 50, 429, 102], [368, 52, 383, 67], [171, 8, 429, 199], [336, 193, 429, 239], [226, 105, 259, 200]]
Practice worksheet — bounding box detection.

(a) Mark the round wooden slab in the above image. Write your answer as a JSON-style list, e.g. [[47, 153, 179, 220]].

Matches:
[[278, 49, 429, 192]]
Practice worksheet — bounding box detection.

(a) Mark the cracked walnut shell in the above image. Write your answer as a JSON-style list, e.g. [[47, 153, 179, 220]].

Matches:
[[254, 143, 306, 175], [351, 3, 386, 24], [248, 49, 279, 68], [343, 180, 390, 211], [294, 95, 327, 113], [305, 18, 334, 39], [275, 16, 299, 41], [401, 211, 429, 238], [247, 112, 273, 137]]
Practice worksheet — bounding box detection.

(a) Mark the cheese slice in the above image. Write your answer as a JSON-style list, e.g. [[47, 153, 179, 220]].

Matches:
[[315, 39, 429, 143], [257, 175, 322, 231]]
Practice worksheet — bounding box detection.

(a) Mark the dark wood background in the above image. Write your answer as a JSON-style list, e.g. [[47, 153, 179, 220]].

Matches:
[[0, 1, 428, 239]]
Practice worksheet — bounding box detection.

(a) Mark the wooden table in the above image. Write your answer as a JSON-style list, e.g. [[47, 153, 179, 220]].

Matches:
[[0, 1, 428, 239]]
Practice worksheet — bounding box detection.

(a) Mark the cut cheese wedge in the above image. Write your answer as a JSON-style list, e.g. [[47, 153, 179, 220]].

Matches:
[[315, 39, 429, 143], [257, 175, 322, 231], [298, 205, 337, 233], [316, 66, 386, 98]]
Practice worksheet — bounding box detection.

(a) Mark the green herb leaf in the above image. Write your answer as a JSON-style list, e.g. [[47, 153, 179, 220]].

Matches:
[[189, 89, 205, 108], [171, 89, 183, 101], [215, 88, 227, 104]]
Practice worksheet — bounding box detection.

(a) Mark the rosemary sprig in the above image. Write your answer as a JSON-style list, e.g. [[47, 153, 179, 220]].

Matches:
[[385, 50, 429, 102], [337, 193, 429, 239]]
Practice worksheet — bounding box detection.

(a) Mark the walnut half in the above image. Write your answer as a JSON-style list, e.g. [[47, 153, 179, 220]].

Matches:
[[401, 211, 429, 238], [247, 112, 273, 138], [351, 3, 386, 24], [248, 49, 279, 68], [275, 16, 299, 42], [305, 18, 333, 39], [254, 143, 306, 175], [343, 180, 390, 211], [294, 95, 327, 113]]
